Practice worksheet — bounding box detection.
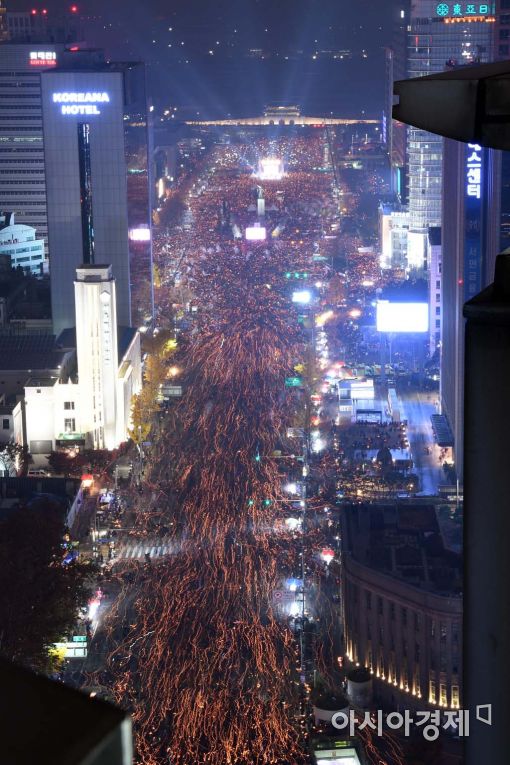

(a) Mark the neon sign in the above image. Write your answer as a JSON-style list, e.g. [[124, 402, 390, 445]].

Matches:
[[466, 142, 482, 199], [30, 51, 56, 66], [52, 92, 110, 115], [464, 143, 483, 301], [435, 2, 492, 15]]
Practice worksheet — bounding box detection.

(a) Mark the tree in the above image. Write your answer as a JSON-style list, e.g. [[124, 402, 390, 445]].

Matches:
[[0, 443, 30, 474], [0, 498, 94, 670], [47, 451, 86, 477], [81, 449, 113, 475], [128, 331, 179, 445]]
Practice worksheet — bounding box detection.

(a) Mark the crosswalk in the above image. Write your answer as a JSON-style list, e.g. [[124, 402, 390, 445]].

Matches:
[[113, 536, 175, 561]]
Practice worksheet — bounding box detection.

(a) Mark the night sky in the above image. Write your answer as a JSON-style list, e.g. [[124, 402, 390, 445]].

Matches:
[[10, 1, 399, 117]]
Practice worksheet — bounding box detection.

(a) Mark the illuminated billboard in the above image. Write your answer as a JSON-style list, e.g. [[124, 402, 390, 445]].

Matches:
[[376, 301, 428, 333], [257, 157, 284, 181], [245, 225, 266, 241], [292, 290, 312, 304], [129, 227, 151, 242]]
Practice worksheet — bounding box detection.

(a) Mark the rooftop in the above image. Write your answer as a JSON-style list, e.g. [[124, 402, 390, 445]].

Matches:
[[57, 326, 138, 362], [342, 502, 462, 595], [0, 334, 70, 372]]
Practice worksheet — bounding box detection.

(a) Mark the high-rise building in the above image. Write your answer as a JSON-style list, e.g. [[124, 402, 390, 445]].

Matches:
[[0, 42, 153, 333], [0, 43, 65, 255], [406, 1, 499, 269], [441, 140, 501, 479], [4, 7, 85, 44], [384, 4, 410, 202]]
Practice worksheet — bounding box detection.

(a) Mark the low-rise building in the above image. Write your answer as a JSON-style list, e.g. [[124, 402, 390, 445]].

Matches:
[[24, 265, 142, 452], [0, 213, 46, 274], [341, 501, 462, 711]]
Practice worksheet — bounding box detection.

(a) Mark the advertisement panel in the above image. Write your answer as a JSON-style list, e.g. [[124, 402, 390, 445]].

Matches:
[[376, 301, 428, 333], [464, 143, 483, 302]]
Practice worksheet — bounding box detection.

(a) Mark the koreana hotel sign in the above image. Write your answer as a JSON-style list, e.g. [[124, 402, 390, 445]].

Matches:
[[52, 92, 111, 115]]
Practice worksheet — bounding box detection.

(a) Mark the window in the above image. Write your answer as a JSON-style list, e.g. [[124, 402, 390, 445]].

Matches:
[[435, 307, 440, 315], [2, 418, 9, 430], [436, 280, 441, 289], [402, 607, 407, 626], [415, 642, 420, 661], [440, 683, 447, 706], [451, 685, 460, 709], [499, 44, 510, 56], [500, 29, 510, 40], [64, 418, 76, 433], [436, 319, 441, 329], [365, 591, 372, 610], [64, 401, 75, 410], [429, 678, 436, 704], [378, 597, 383, 615]]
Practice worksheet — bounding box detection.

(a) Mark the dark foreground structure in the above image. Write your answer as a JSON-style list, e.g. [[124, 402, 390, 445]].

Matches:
[[0, 658, 132, 765], [394, 60, 510, 765]]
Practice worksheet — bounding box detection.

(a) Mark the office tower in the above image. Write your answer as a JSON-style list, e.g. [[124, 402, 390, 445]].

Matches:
[[0, 42, 153, 334], [0, 43, 65, 255], [441, 140, 501, 480], [41, 59, 153, 334], [4, 7, 85, 44], [406, 1, 499, 270], [384, 3, 410, 201], [116, 62, 154, 327]]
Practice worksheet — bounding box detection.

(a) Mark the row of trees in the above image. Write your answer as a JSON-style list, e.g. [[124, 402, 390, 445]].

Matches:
[[129, 330, 178, 446]]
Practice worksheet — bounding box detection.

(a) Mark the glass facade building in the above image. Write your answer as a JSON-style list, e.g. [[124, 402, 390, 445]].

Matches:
[[407, 1, 498, 263]]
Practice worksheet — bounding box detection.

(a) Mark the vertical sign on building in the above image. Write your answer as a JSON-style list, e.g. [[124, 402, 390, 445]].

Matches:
[[464, 143, 483, 302]]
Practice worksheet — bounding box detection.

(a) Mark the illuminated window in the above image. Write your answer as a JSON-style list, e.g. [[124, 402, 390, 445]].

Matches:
[[429, 678, 436, 704], [440, 683, 447, 706], [451, 685, 460, 708]]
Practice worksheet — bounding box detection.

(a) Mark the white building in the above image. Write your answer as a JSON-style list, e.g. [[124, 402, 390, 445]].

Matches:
[[24, 265, 141, 452], [379, 205, 409, 270], [0, 213, 46, 274]]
